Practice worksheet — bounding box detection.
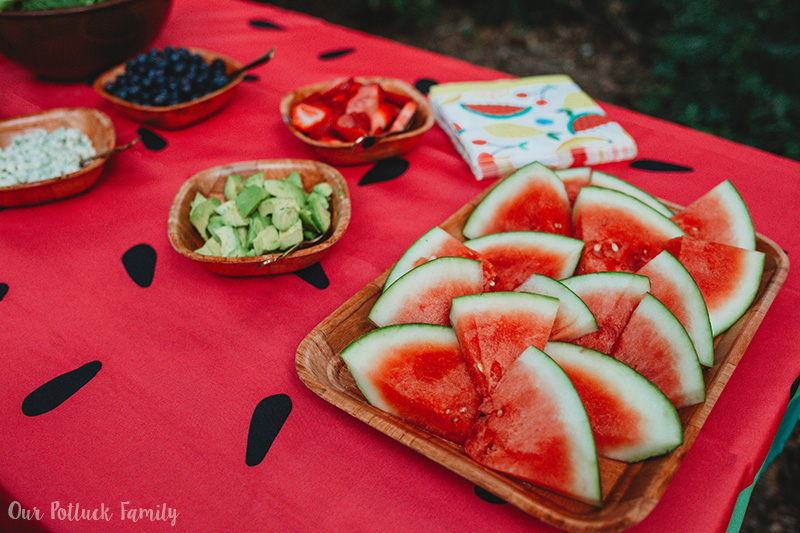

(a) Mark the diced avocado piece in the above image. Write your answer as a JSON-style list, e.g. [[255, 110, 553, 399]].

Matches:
[[286, 171, 304, 190], [272, 205, 299, 231], [235, 185, 268, 217], [252, 226, 281, 255], [224, 174, 244, 201], [279, 220, 304, 250], [190, 191, 208, 213], [214, 199, 234, 216], [221, 203, 249, 227], [258, 196, 299, 217], [245, 214, 268, 248], [264, 179, 306, 207], [303, 229, 317, 241], [237, 226, 248, 245], [189, 197, 221, 239], [215, 225, 245, 257], [308, 193, 332, 234], [307, 191, 329, 210], [207, 215, 225, 241], [312, 182, 333, 198], [244, 171, 265, 189], [298, 208, 321, 234], [194, 237, 222, 257]]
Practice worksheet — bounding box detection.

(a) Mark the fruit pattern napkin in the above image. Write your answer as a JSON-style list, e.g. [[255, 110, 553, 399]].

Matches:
[[429, 75, 638, 180]]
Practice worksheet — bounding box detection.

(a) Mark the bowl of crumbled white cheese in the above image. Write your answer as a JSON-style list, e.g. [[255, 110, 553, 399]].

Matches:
[[0, 107, 115, 207]]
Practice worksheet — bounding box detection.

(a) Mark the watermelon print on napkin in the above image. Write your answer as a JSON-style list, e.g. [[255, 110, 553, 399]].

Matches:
[[429, 75, 638, 180]]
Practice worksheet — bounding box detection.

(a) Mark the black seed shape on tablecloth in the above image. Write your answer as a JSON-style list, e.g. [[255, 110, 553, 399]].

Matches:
[[244, 74, 259, 82], [137, 127, 168, 151], [21, 361, 102, 417], [319, 48, 355, 60], [246, 394, 293, 466], [629, 159, 693, 172], [122, 244, 157, 288], [474, 485, 507, 505], [248, 18, 285, 30], [415, 79, 438, 95], [0, 283, 8, 301], [359, 157, 410, 185], [293, 262, 329, 289], [791, 374, 800, 400]]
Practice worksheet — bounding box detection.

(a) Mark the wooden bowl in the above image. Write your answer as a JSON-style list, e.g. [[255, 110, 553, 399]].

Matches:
[[168, 159, 351, 276], [94, 48, 245, 130], [279, 77, 435, 166], [0, 108, 116, 208], [0, 0, 172, 81]]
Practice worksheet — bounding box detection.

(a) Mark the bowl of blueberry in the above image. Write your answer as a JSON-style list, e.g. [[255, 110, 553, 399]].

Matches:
[[94, 46, 245, 129]]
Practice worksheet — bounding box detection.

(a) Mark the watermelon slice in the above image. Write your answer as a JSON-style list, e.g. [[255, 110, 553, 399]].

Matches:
[[464, 346, 601, 506], [339, 324, 481, 444], [384, 226, 496, 291], [589, 170, 674, 218], [665, 236, 765, 336], [462, 161, 571, 238], [555, 166, 591, 206], [369, 256, 484, 327], [572, 186, 685, 274], [461, 103, 531, 119], [611, 293, 705, 409], [515, 273, 598, 341], [465, 231, 584, 291], [670, 180, 757, 251], [561, 272, 651, 354], [637, 250, 715, 367], [450, 291, 559, 396], [544, 341, 683, 462]]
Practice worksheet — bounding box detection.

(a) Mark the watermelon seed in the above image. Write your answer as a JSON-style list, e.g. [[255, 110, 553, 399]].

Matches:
[[477, 362, 484, 372], [594, 243, 602, 252], [611, 242, 619, 252]]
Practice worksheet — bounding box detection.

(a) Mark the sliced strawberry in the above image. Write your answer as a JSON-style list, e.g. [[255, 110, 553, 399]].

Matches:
[[346, 83, 383, 117], [291, 102, 331, 134], [370, 103, 398, 134], [389, 101, 418, 133], [333, 112, 371, 142], [383, 90, 414, 108]]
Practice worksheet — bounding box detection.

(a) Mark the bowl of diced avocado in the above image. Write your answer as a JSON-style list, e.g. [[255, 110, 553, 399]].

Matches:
[[167, 159, 350, 276]]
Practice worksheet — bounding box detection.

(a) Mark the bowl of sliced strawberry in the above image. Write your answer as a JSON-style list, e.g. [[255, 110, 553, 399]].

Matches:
[[280, 76, 435, 165]]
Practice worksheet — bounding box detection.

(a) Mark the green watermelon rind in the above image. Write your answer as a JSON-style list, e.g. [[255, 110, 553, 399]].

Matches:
[[671, 180, 757, 251], [589, 170, 674, 218], [462, 161, 569, 240], [637, 250, 715, 367], [384, 226, 458, 289], [514, 273, 599, 341], [573, 186, 685, 242], [460, 103, 531, 119], [544, 341, 684, 463], [560, 271, 652, 302], [449, 290, 560, 322], [613, 293, 706, 409], [705, 249, 765, 336], [368, 256, 484, 328], [465, 231, 585, 281]]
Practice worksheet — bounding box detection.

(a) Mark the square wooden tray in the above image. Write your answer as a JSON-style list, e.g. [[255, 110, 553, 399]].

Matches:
[[295, 188, 789, 532]]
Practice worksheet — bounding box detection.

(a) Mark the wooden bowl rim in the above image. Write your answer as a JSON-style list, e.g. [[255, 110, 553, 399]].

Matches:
[[279, 76, 435, 149], [0, 107, 116, 192], [167, 158, 351, 268], [93, 47, 245, 113]]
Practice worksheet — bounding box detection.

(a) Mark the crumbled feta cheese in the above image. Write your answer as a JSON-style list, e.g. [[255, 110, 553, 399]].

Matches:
[[0, 127, 96, 187]]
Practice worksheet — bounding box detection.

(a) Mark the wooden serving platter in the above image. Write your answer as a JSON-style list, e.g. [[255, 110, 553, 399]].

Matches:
[[295, 186, 789, 532]]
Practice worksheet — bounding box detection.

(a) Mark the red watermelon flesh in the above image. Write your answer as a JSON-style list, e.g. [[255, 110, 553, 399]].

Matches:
[[544, 341, 683, 462], [462, 162, 571, 238], [465, 231, 584, 291], [665, 236, 765, 336], [555, 167, 592, 206], [340, 324, 481, 444], [611, 293, 705, 409], [670, 180, 757, 251], [369, 256, 484, 327], [461, 103, 531, 118], [464, 346, 601, 505], [450, 291, 559, 396], [562, 272, 651, 354], [572, 186, 684, 274], [515, 273, 599, 342]]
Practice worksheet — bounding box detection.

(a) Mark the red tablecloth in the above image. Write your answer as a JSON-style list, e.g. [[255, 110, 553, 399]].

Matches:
[[1, 1, 798, 531]]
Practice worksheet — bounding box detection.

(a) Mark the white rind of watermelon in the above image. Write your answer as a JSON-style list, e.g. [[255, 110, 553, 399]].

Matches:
[[462, 161, 571, 239], [611, 293, 706, 409], [515, 273, 599, 341], [370, 256, 484, 327], [465, 231, 584, 290], [339, 323, 480, 444], [671, 180, 757, 251], [464, 346, 602, 506], [544, 341, 683, 462], [561, 272, 651, 354], [450, 291, 559, 396], [637, 250, 715, 367], [384, 226, 488, 289], [589, 170, 674, 218], [555, 166, 592, 206]]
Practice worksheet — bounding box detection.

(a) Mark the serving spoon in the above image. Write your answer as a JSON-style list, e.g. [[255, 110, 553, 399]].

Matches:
[[79, 136, 141, 167], [227, 47, 276, 79]]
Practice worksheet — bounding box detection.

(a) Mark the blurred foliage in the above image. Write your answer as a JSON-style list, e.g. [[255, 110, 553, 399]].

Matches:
[[269, 0, 799, 160], [0, 0, 106, 11]]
